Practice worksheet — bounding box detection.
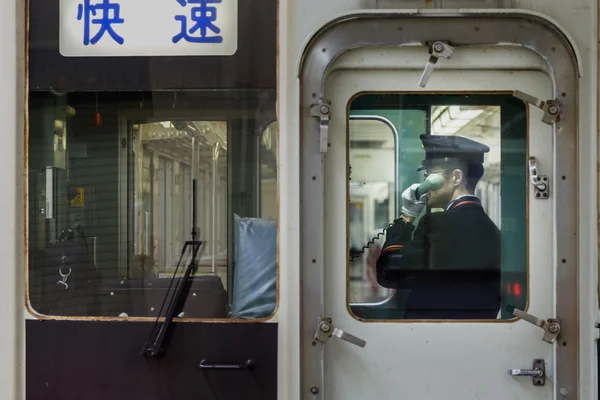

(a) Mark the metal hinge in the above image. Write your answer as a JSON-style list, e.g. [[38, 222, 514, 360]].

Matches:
[[313, 317, 366, 348], [418, 41, 455, 88], [528, 157, 549, 199], [310, 101, 332, 153], [508, 306, 561, 344], [513, 91, 561, 125]]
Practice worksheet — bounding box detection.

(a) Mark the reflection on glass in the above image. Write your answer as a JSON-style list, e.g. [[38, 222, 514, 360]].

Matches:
[[27, 90, 277, 319], [348, 117, 398, 305], [348, 95, 527, 321]]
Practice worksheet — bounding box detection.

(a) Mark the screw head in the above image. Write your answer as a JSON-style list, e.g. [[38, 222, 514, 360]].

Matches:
[[549, 324, 559, 334], [310, 387, 319, 394], [320, 105, 330, 114], [548, 105, 559, 115], [320, 322, 331, 333]]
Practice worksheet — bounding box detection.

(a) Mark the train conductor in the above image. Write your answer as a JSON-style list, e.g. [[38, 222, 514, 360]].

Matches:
[[376, 134, 502, 319]]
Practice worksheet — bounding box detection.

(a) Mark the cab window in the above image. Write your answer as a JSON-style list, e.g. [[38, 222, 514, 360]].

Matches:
[[27, 90, 277, 319]]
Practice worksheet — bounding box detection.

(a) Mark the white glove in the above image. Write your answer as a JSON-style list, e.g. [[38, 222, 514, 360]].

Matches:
[[401, 183, 426, 218]]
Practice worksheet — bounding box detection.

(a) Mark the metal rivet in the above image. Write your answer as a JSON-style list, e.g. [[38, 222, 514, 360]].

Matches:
[[150, 307, 155, 312], [193, 293, 197, 297], [310, 387, 319, 394], [560, 386, 569, 396], [110, 292, 114, 296]]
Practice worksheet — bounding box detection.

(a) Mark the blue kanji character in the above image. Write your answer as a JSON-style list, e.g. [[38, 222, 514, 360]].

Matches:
[[173, 0, 224, 44], [77, 0, 125, 46]]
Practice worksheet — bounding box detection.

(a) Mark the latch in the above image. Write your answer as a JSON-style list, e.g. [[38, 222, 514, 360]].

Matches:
[[507, 305, 561, 344], [528, 157, 549, 199], [418, 41, 455, 88], [313, 317, 366, 348], [512, 90, 561, 125], [508, 359, 546, 386], [310, 101, 332, 153]]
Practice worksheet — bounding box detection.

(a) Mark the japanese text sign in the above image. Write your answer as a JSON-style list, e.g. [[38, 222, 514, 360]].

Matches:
[[59, 0, 238, 57]]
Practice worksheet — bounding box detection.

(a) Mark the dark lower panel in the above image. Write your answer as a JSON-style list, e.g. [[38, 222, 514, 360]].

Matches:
[[26, 320, 277, 400]]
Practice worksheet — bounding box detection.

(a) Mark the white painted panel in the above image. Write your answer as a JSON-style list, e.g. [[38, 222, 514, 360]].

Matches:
[[281, 3, 596, 400], [323, 64, 553, 399]]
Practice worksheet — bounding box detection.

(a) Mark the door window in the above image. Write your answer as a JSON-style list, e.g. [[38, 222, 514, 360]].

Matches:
[[348, 93, 527, 321]]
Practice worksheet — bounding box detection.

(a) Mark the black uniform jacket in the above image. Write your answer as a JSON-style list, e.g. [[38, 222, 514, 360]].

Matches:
[[376, 196, 502, 319]]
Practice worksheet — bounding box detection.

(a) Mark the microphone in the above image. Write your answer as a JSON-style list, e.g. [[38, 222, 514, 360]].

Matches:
[[415, 173, 445, 199]]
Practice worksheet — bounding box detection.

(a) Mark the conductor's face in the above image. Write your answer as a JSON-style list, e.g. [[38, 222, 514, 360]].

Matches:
[[425, 165, 466, 209]]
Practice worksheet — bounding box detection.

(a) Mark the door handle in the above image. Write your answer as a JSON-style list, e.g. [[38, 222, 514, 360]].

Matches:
[[508, 359, 546, 386], [313, 317, 366, 348], [198, 359, 255, 370], [509, 368, 543, 377]]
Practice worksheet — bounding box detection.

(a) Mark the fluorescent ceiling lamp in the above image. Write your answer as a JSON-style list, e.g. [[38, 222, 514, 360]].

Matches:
[[431, 106, 484, 135]]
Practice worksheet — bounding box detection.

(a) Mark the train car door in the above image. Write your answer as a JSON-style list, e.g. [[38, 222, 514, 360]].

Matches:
[[300, 13, 579, 399]]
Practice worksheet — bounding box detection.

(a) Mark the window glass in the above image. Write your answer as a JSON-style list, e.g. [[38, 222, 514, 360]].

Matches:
[[348, 94, 527, 321], [27, 90, 277, 319]]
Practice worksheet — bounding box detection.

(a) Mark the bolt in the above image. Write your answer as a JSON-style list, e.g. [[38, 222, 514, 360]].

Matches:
[[433, 42, 444, 52], [549, 324, 559, 334], [320, 105, 330, 115], [548, 105, 559, 115], [310, 387, 319, 395], [320, 323, 331, 333]]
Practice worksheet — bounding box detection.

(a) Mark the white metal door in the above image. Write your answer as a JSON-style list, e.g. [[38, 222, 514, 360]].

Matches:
[[300, 13, 579, 400], [325, 51, 552, 399]]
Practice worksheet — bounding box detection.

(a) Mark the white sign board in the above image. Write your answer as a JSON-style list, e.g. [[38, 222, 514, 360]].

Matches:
[[59, 0, 238, 57]]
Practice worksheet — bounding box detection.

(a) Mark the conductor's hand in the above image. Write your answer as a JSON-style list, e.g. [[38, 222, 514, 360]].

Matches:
[[401, 183, 426, 218]]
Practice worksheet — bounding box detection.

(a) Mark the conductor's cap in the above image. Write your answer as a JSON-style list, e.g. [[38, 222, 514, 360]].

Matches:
[[417, 134, 490, 171]]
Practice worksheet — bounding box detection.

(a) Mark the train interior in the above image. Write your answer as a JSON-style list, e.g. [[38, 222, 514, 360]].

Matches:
[[27, 89, 277, 319]]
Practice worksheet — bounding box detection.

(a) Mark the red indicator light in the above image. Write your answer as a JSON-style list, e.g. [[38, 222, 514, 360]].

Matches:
[[513, 283, 522, 297]]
